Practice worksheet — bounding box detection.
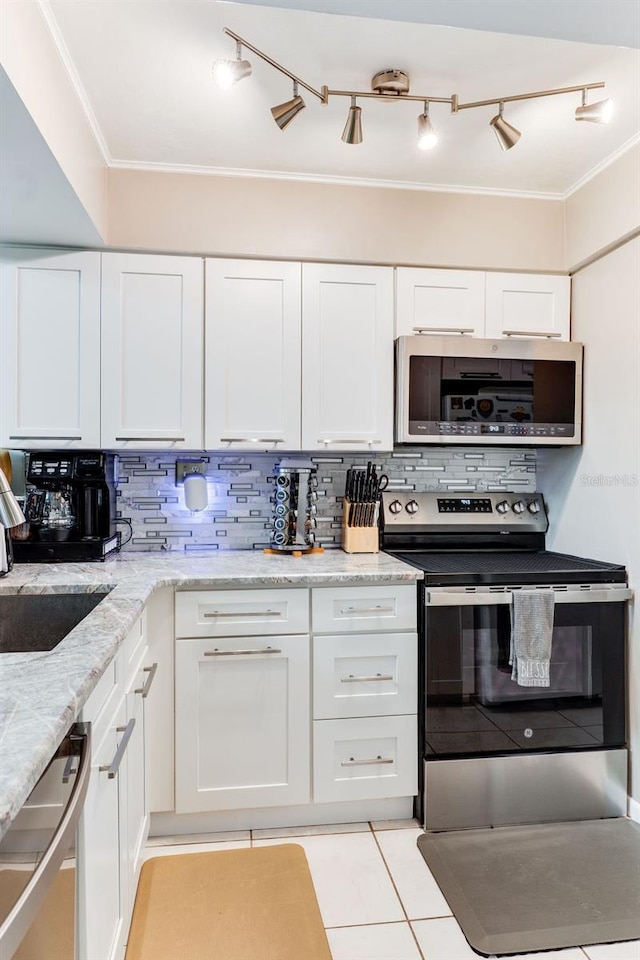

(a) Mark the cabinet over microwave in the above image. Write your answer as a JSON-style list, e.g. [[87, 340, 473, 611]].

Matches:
[[395, 335, 583, 446]]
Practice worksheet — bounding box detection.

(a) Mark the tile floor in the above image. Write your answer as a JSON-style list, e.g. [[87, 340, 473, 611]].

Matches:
[[144, 821, 640, 960]]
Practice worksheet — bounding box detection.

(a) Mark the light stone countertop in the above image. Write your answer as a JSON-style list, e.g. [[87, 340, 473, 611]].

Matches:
[[0, 550, 421, 839]]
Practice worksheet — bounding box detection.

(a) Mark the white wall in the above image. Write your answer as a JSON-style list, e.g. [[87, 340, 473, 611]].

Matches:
[[539, 236, 640, 807], [107, 168, 566, 272]]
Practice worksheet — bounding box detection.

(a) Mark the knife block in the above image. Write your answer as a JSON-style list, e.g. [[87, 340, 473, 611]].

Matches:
[[341, 500, 379, 554]]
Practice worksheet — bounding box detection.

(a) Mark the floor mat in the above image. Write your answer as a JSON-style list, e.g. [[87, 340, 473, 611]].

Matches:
[[125, 843, 332, 960], [417, 818, 640, 957]]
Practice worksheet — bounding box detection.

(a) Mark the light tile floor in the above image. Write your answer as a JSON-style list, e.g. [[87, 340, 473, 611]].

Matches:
[[144, 821, 640, 960]]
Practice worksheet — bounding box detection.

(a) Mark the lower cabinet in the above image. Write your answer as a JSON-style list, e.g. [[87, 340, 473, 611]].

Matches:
[[175, 634, 310, 813], [77, 614, 156, 960]]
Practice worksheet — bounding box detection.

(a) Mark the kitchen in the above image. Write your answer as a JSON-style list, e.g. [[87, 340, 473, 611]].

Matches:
[[0, 1, 639, 959]]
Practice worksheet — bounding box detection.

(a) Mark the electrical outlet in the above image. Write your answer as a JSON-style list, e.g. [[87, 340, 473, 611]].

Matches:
[[176, 460, 207, 484]]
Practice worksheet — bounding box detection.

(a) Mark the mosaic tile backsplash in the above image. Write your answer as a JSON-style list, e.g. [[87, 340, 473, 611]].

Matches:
[[116, 448, 537, 552]]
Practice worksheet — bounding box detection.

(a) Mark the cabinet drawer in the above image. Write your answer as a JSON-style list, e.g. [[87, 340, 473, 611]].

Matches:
[[313, 715, 417, 803], [175, 589, 309, 638], [313, 633, 417, 719], [312, 585, 416, 634]]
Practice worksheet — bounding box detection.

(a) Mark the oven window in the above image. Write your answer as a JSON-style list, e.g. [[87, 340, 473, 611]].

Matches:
[[408, 356, 576, 429], [424, 602, 625, 759]]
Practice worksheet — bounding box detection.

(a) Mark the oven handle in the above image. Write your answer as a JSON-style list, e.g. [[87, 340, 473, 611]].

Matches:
[[426, 588, 633, 607]]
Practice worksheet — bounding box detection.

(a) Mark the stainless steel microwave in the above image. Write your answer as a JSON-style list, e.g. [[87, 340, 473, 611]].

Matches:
[[395, 335, 583, 445]]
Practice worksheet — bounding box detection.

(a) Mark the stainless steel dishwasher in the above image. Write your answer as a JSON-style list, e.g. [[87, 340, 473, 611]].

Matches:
[[0, 724, 91, 960]]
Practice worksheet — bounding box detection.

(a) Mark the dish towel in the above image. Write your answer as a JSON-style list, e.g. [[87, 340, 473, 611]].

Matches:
[[509, 589, 555, 687]]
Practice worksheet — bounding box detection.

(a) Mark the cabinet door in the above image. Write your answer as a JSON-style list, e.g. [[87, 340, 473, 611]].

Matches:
[[0, 250, 100, 448], [302, 264, 394, 451], [77, 698, 126, 960], [121, 652, 149, 927], [175, 634, 310, 813], [101, 253, 203, 448], [205, 259, 301, 450], [484, 273, 570, 340], [395, 268, 485, 338]]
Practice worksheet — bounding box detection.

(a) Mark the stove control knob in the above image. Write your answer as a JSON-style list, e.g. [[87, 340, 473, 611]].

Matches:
[[496, 500, 510, 514], [389, 499, 403, 515], [405, 499, 420, 515], [512, 500, 526, 514], [528, 500, 541, 514]]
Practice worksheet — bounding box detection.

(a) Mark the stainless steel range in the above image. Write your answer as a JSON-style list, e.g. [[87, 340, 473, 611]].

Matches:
[[380, 491, 631, 832]]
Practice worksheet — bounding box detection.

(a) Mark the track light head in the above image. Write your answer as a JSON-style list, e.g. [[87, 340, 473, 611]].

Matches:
[[212, 41, 252, 90], [417, 102, 438, 151], [575, 90, 614, 124], [490, 103, 521, 151], [271, 81, 306, 130], [342, 97, 363, 145]]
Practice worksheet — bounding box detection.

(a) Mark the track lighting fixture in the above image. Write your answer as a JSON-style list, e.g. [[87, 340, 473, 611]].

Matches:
[[342, 97, 363, 145], [490, 102, 522, 151], [271, 81, 306, 130], [212, 40, 251, 90], [213, 29, 611, 154], [575, 89, 614, 124], [417, 102, 438, 151]]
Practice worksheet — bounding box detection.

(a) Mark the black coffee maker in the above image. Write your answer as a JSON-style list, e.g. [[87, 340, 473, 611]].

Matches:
[[12, 452, 120, 562]]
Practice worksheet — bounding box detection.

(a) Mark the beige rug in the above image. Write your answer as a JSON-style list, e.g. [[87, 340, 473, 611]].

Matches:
[[125, 844, 332, 960]]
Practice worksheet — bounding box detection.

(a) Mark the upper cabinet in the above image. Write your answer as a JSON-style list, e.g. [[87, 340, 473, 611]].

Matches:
[[302, 264, 394, 452], [484, 273, 570, 340], [395, 268, 486, 338], [205, 260, 301, 451], [101, 254, 204, 449], [0, 250, 101, 448], [396, 268, 570, 341]]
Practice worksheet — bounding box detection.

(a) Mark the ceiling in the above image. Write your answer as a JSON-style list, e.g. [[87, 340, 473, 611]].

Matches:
[[44, 0, 640, 197]]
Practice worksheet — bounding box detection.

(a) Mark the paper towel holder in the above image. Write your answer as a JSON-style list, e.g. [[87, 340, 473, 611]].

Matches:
[[176, 460, 208, 512]]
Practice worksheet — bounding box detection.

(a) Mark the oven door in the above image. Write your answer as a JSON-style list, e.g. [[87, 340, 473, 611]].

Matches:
[[423, 586, 630, 759]]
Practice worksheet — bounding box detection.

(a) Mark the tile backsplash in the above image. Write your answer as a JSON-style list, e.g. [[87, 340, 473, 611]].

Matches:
[[116, 447, 536, 552]]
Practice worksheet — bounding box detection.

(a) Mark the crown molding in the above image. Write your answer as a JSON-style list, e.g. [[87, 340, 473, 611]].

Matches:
[[562, 132, 640, 199], [37, 0, 112, 164], [107, 159, 566, 201]]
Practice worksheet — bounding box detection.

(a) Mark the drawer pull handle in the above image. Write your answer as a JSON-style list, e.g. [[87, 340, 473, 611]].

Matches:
[[203, 610, 282, 618], [502, 330, 562, 338], [204, 647, 282, 656], [413, 327, 474, 335], [114, 436, 186, 442], [318, 439, 381, 445], [220, 437, 285, 443], [99, 719, 136, 779], [341, 756, 394, 767], [339, 606, 394, 615], [9, 435, 82, 441], [341, 673, 394, 683], [135, 662, 158, 698]]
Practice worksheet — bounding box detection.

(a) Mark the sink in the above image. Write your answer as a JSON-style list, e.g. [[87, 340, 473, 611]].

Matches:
[[0, 591, 112, 654]]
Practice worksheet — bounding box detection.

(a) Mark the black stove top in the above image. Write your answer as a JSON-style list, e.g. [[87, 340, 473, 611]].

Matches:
[[388, 549, 627, 587]]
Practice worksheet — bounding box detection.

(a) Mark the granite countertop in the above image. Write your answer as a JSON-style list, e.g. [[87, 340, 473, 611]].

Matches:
[[0, 550, 421, 839]]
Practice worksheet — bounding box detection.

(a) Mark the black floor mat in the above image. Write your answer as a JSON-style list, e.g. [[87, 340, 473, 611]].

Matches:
[[417, 818, 640, 956]]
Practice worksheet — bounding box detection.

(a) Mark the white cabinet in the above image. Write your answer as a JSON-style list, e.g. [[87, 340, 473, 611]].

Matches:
[[205, 259, 301, 451], [395, 268, 486, 338], [396, 267, 570, 341], [302, 263, 394, 451], [78, 613, 155, 960], [484, 272, 570, 340], [311, 585, 418, 805], [175, 633, 310, 813], [101, 253, 204, 449], [0, 249, 101, 448]]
